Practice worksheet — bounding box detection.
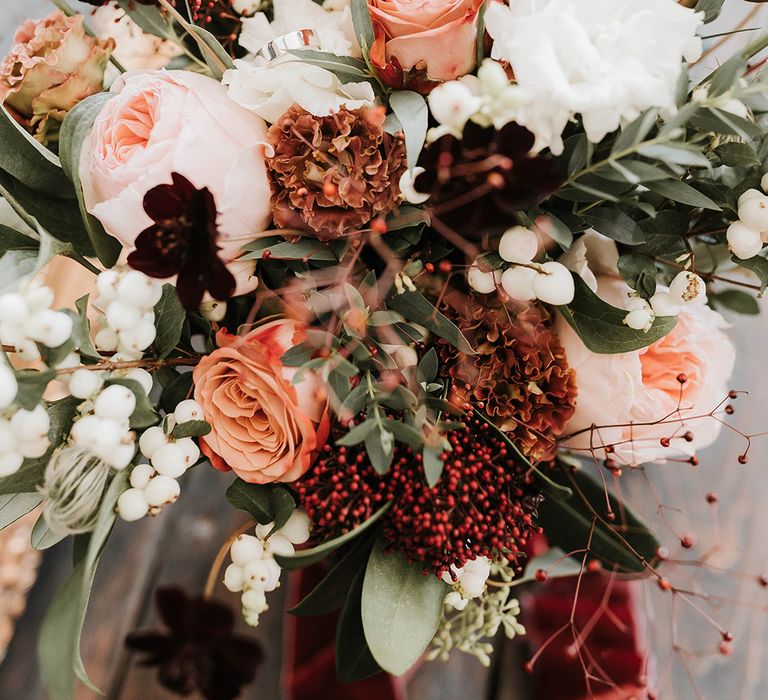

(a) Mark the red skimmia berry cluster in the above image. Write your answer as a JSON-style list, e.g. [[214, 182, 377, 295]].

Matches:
[[296, 412, 542, 577]]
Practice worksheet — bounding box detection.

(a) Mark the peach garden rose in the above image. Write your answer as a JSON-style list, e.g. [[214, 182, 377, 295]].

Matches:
[[193, 320, 330, 484], [81, 69, 273, 295], [368, 0, 485, 84], [555, 232, 736, 465]]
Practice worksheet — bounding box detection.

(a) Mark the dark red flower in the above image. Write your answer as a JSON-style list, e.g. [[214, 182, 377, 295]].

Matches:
[[127, 172, 235, 310], [296, 412, 542, 577], [125, 587, 263, 700], [415, 121, 562, 237]]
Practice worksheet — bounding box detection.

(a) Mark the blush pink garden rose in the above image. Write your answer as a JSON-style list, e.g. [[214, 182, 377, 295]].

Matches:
[[0, 10, 113, 144], [81, 70, 272, 295], [555, 231, 736, 465], [193, 320, 330, 484], [368, 0, 485, 84]]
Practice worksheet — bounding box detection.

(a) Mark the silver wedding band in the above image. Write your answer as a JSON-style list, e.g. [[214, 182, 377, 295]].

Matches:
[[256, 29, 321, 63]]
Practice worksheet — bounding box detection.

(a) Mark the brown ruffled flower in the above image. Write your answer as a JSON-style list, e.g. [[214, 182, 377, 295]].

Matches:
[[440, 294, 577, 463], [265, 105, 407, 240]]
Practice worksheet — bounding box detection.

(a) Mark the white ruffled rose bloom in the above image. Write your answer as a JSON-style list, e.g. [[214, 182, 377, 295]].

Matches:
[[485, 0, 703, 154], [224, 0, 374, 123]]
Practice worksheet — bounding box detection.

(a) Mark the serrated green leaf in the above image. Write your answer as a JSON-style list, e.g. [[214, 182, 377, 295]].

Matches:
[[559, 274, 677, 354], [361, 538, 447, 675], [275, 503, 390, 570]]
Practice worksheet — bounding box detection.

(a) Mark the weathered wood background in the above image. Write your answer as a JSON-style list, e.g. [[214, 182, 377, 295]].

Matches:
[[2, 2, 768, 698]]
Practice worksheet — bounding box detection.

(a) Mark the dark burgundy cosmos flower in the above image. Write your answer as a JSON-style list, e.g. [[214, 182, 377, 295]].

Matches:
[[127, 172, 236, 310], [125, 587, 263, 700], [415, 121, 562, 238]]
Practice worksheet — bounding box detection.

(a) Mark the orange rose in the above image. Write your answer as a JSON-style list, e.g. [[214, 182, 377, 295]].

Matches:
[[368, 0, 484, 86], [193, 320, 329, 484]]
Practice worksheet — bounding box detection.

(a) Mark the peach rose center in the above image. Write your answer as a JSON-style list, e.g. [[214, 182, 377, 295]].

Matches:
[[105, 91, 157, 162]]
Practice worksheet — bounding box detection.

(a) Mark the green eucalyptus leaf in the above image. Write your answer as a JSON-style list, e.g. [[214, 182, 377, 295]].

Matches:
[[0, 492, 43, 530], [536, 466, 660, 573], [117, 0, 173, 38], [388, 291, 474, 355], [31, 512, 66, 550], [422, 444, 444, 487], [14, 369, 57, 411], [153, 284, 186, 358], [390, 91, 428, 170], [559, 274, 676, 354], [225, 479, 297, 527], [582, 207, 645, 245], [711, 289, 760, 314], [646, 179, 721, 210], [731, 254, 768, 294], [275, 503, 390, 570], [336, 566, 382, 682], [361, 538, 447, 675], [59, 92, 120, 266], [636, 143, 710, 168], [0, 105, 73, 195], [351, 0, 375, 54], [715, 141, 761, 168], [0, 223, 37, 253], [617, 253, 657, 298]]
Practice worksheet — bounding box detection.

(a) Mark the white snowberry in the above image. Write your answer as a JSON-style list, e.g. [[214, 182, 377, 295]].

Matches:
[[264, 533, 294, 557], [117, 488, 149, 522], [175, 437, 200, 468], [68, 369, 105, 399], [242, 558, 281, 592], [199, 300, 228, 323], [139, 426, 167, 459], [94, 385, 137, 421], [174, 399, 204, 424], [129, 463, 155, 490], [117, 271, 162, 309], [96, 270, 120, 302], [280, 511, 311, 545], [151, 443, 188, 478], [0, 451, 23, 477], [16, 438, 48, 460], [738, 194, 768, 232], [241, 588, 268, 613], [498, 226, 538, 264], [0, 364, 16, 410], [459, 571, 487, 598], [727, 221, 763, 260], [123, 368, 153, 395], [231, 534, 264, 566], [108, 442, 137, 470], [0, 294, 28, 326], [144, 475, 181, 507], [10, 405, 49, 442], [26, 310, 73, 348], [738, 188, 764, 208], [94, 327, 119, 352], [623, 307, 654, 332], [398, 168, 430, 205], [106, 301, 142, 332], [224, 564, 245, 592], [669, 271, 705, 305], [118, 320, 156, 355], [531, 262, 575, 305], [467, 265, 500, 294], [500, 265, 537, 301], [762, 173, 768, 194]]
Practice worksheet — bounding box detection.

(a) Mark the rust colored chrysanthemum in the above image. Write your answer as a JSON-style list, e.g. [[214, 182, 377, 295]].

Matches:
[[264, 105, 407, 240], [440, 294, 577, 463]]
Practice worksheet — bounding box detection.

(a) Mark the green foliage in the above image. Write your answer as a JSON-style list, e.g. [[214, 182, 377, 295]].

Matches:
[[559, 274, 677, 354], [0, 493, 44, 530], [388, 291, 474, 354], [732, 254, 768, 294], [59, 93, 121, 266], [31, 513, 66, 551], [159, 371, 194, 413], [13, 369, 56, 411], [360, 538, 447, 675], [171, 420, 212, 438], [350, 0, 376, 56], [536, 465, 660, 574], [710, 289, 760, 315], [153, 285, 186, 358], [336, 567, 382, 682], [617, 253, 657, 298], [38, 470, 128, 700], [390, 91, 428, 170], [275, 503, 390, 570], [225, 479, 296, 529]]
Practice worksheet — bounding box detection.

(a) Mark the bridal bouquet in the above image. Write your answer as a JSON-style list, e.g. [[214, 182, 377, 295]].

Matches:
[[0, 0, 765, 697]]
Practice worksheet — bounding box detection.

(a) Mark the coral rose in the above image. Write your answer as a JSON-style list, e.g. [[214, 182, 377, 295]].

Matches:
[[555, 232, 735, 465], [0, 10, 113, 144], [81, 70, 272, 295], [193, 320, 329, 484], [368, 0, 484, 84]]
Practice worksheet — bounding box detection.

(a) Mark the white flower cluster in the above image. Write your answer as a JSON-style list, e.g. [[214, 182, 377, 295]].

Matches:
[[223, 510, 311, 627], [467, 226, 575, 306], [93, 269, 163, 358], [484, 0, 703, 154], [0, 357, 17, 411], [442, 556, 492, 611], [70, 384, 138, 469], [0, 282, 73, 360], [117, 400, 203, 522], [0, 405, 50, 476], [727, 177, 768, 260], [622, 270, 705, 332]]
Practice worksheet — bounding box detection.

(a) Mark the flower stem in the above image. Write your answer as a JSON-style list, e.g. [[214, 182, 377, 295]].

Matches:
[[203, 520, 255, 599]]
